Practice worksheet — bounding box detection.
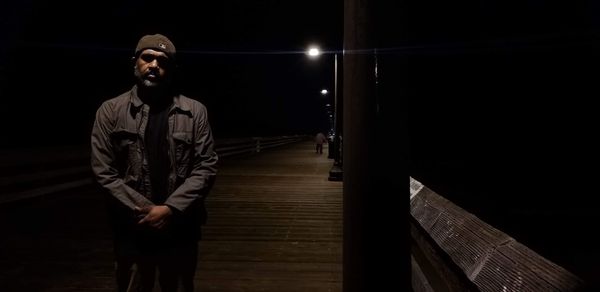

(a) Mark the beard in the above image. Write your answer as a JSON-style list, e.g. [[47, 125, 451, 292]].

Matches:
[[141, 78, 159, 87], [134, 67, 168, 89]]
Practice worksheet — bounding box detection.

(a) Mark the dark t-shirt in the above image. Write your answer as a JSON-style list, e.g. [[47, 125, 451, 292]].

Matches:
[[145, 100, 171, 204]]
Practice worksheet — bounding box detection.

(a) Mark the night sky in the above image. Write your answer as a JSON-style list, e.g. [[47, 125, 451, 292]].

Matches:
[[0, 0, 343, 147]]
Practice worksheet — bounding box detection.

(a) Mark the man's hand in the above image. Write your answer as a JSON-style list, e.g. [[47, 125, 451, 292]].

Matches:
[[135, 205, 173, 229]]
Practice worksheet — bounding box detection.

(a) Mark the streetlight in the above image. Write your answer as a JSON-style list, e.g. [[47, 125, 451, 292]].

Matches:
[[307, 47, 321, 57], [307, 46, 342, 181]]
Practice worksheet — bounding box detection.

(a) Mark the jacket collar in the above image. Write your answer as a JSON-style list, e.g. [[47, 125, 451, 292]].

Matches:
[[129, 85, 191, 113]]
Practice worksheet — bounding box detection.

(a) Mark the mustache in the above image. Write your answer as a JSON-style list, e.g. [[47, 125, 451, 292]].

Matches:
[[144, 68, 160, 76], [133, 66, 159, 77]]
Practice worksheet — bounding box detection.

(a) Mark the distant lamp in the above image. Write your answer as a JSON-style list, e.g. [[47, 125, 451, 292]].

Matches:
[[321, 89, 328, 95], [307, 47, 321, 58]]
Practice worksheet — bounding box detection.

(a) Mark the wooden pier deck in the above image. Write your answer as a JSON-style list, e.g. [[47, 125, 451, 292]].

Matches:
[[0, 140, 343, 291]]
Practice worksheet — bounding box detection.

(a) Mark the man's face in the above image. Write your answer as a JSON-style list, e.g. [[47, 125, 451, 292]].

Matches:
[[134, 49, 173, 88]]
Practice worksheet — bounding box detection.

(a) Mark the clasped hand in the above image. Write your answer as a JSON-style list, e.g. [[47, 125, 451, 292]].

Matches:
[[135, 205, 173, 229]]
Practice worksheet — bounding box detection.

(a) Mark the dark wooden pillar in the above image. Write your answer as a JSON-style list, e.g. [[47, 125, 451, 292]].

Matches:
[[343, 0, 410, 291]]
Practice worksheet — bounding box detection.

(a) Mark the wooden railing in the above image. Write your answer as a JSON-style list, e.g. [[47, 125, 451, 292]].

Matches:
[[410, 177, 585, 292], [0, 135, 307, 205], [216, 135, 306, 158]]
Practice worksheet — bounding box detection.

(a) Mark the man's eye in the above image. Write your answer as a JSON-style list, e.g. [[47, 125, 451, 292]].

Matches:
[[140, 54, 155, 62], [140, 54, 169, 65]]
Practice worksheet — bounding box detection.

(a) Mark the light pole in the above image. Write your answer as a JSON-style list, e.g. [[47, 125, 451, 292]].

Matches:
[[321, 90, 334, 136], [321, 90, 335, 159], [307, 46, 342, 181]]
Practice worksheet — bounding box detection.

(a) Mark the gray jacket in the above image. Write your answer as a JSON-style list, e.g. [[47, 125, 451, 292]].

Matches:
[[91, 86, 218, 233]]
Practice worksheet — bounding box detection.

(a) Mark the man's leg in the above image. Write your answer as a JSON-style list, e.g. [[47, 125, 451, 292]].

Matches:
[[158, 240, 199, 292], [115, 257, 156, 292], [115, 257, 135, 292]]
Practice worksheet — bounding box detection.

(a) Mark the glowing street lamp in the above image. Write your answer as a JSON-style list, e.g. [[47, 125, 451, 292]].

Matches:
[[307, 47, 321, 58]]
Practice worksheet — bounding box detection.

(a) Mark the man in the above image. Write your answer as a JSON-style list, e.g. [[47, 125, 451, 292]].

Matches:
[[91, 33, 218, 292], [314, 132, 327, 154]]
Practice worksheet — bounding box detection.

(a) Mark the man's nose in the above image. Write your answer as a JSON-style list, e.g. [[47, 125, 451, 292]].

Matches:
[[148, 59, 159, 68]]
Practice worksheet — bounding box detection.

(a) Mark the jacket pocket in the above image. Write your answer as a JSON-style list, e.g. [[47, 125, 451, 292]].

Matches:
[[111, 130, 139, 183], [172, 131, 193, 177]]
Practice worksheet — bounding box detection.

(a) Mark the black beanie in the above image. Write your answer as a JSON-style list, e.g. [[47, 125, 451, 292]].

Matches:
[[134, 34, 176, 60]]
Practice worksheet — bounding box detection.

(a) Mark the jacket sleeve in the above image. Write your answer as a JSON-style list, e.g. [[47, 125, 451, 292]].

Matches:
[[90, 102, 154, 210], [165, 104, 218, 212]]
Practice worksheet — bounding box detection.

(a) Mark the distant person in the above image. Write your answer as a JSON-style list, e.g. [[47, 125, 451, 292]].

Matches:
[[315, 132, 328, 154], [90, 33, 218, 292]]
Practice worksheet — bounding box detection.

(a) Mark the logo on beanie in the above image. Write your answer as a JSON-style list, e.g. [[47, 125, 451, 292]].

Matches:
[[159, 43, 167, 49]]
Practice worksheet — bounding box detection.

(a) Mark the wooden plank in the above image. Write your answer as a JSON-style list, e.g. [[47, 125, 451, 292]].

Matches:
[[412, 255, 435, 292]]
